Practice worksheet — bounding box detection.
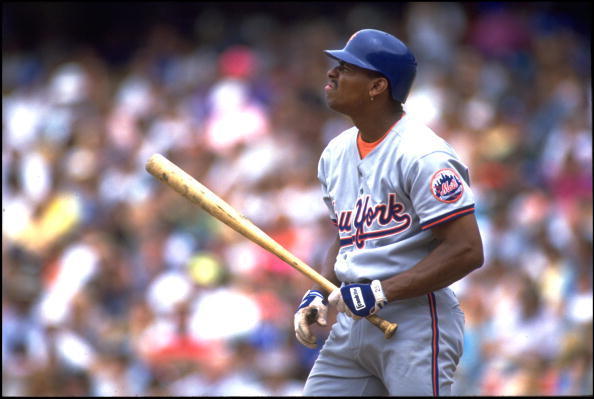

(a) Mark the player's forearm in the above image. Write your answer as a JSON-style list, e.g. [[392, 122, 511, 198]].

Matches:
[[382, 239, 483, 301], [311, 234, 341, 293]]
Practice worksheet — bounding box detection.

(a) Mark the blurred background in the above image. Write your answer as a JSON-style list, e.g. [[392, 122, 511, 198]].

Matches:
[[2, 1, 592, 396]]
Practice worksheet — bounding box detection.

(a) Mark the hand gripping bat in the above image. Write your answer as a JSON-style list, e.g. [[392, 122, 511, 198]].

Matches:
[[145, 153, 398, 338]]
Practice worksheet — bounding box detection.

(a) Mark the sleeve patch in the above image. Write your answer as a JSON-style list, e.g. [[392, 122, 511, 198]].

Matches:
[[430, 168, 464, 203]]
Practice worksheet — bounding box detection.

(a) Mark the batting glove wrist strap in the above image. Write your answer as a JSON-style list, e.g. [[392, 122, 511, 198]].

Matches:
[[296, 289, 328, 312], [371, 279, 388, 305]]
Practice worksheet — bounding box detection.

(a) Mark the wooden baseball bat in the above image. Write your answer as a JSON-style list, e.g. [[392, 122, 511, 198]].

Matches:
[[145, 153, 398, 338]]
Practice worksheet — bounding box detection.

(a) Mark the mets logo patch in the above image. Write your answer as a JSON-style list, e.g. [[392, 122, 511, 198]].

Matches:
[[430, 168, 464, 203]]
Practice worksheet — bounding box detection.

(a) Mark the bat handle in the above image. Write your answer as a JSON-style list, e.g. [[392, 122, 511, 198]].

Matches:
[[367, 314, 398, 338]]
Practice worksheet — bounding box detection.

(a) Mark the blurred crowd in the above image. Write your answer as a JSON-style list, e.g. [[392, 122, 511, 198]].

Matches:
[[2, 2, 592, 396]]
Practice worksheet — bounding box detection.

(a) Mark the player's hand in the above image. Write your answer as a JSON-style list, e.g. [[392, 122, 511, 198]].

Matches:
[[294, 290, 328, 348], [329, 280, 388, 319]]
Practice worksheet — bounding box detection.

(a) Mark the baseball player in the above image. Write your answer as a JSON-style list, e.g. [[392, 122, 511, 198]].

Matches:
[[294, 29, 484, 396]]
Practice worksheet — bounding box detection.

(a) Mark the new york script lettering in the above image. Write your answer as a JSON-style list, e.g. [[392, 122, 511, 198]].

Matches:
[[337, 194, 411, 248]]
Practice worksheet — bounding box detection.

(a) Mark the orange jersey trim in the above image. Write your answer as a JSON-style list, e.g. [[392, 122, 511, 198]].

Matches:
[[357, 114, 404, 159]]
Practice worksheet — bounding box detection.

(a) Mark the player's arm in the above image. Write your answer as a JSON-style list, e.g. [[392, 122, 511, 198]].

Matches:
[[381, 212, 483, 301], [329, 213, 483, 318]]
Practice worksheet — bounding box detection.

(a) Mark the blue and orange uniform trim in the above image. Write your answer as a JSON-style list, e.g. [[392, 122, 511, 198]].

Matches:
[[420, 205, 475, 231], [428, 292, 440, 397]]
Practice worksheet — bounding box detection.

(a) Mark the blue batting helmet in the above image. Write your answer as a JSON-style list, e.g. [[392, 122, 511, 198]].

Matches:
[[324, 29, 417, 103]]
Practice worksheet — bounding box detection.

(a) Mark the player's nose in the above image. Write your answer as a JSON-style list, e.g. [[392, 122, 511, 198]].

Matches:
[[327, 66, 339, 79]]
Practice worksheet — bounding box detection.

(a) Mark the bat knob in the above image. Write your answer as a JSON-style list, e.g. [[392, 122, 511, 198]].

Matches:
[[383, 322, 398, 338]]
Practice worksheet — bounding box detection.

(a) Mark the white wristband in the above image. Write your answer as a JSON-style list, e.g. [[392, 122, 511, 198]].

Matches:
[[371, 280, 388, 304]]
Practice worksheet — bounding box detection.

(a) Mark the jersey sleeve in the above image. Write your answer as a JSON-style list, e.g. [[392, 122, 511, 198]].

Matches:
[[317, 151, 338, 226], [407, 151, 475, 230]]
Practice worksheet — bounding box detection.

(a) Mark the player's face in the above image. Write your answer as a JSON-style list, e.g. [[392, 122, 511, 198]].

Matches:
[[324, 61, 375, 114]]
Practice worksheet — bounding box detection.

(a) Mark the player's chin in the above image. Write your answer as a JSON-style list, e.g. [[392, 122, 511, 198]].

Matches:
[[325, 91, 355, 114], [324, 95, 344, 112]]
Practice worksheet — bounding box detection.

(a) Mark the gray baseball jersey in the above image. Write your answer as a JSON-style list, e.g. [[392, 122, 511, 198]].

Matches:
[[318, 113, 475, 283], [305, 113, 474, 396]]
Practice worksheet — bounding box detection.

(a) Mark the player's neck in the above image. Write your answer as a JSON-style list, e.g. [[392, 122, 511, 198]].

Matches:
[[353, 109, 404, 143]]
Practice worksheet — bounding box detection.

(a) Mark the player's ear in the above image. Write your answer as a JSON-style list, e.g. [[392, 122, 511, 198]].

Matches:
[[369, 77, 389, 98]]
